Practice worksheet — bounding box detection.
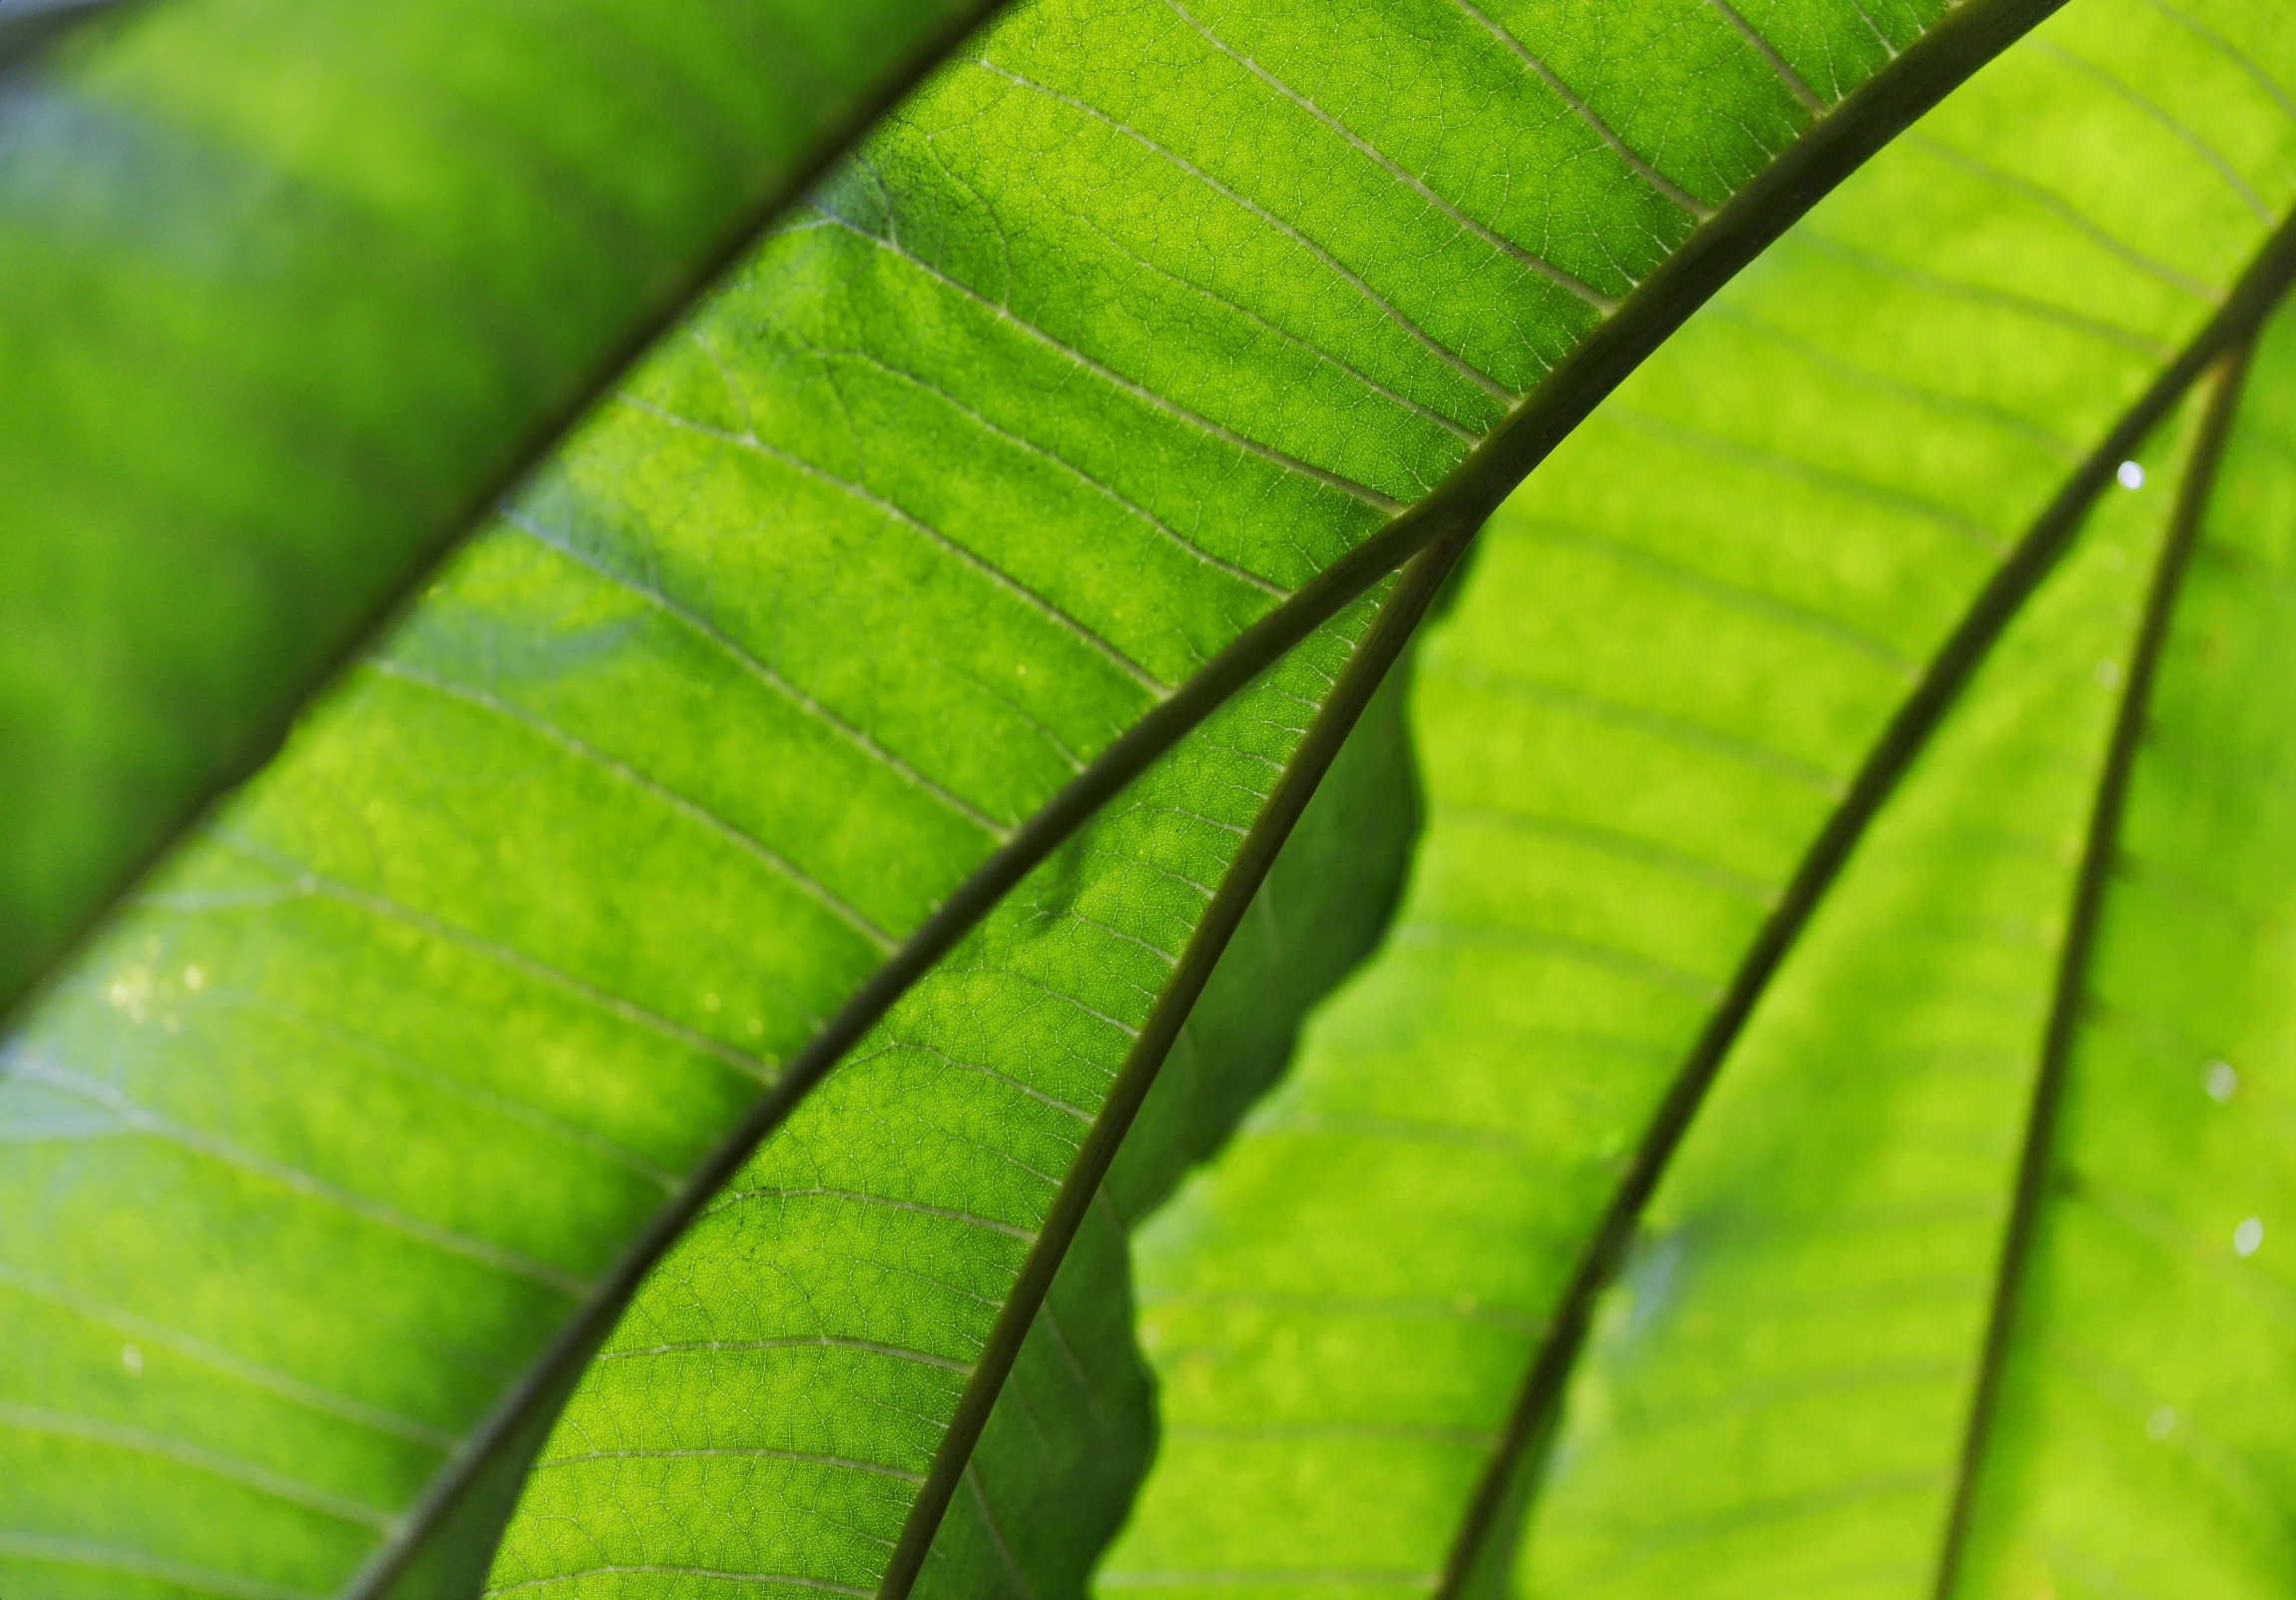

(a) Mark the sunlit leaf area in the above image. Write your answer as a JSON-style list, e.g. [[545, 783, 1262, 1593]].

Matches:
[[6, 0, 2296, 1595]]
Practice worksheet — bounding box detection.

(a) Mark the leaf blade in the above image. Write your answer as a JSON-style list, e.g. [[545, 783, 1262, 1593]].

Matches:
[[1517, 378, 2210, 1600], [0, 0, 2067, 1588]]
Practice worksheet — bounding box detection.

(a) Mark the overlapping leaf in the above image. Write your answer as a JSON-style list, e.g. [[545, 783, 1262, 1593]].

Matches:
[[1523, 294, 2296, 1600], [1109, 5, 2296, 1595], [481, 581, 1420, 1595], [916, 649, 1424, 1600], [1954, 311, 2296, 1599], [474, 0, 2057, 1588], [1521, 386, 2202, 1597]]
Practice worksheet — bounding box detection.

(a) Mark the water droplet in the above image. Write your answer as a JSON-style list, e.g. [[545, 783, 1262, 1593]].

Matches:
[[2094, 658, 2121, 688], [2146, 1405, 2174, 1440], [183, 965, 206, 992], [121, 1342, 144, 1377], [2235, 1216, 2263, 1257], [2206, 1061, 2238, 1103], [2117, 460, 2146, 490]]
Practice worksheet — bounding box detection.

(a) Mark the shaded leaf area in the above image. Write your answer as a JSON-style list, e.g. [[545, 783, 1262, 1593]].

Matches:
[[0, 0, 111, 66], [920, 645, 1427, 1600], [1954, 295, 2296, 1600], [1108, 4, 2296, 1596], [918, 1197, 1154, 1600], [1520, 398, 2194, 1596], [0, 0, 993, 1008], [0, 0, 1961, 1589]]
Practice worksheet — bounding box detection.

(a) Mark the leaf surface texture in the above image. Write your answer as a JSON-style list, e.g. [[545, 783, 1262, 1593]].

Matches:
[[1524, 281, 2296, 1600], [1110, 5, 2296, 1597], [1948, 297, 2296, 1597]]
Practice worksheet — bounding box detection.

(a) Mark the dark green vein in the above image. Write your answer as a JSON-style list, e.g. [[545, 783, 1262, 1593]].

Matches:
[[877, 532, 1474, 1600], [338, 3, 2082, 1581], [1926, 331, 2262, 1600], [1430, 206, 2296, 1600]]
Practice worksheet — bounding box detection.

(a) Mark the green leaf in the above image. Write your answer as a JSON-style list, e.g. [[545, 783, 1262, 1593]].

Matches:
[[0, 0, 2054, 1591], [1517, 372, 2214, 1599], [469, 0, 2066, 1589], [0, 0, 998, 1009], [1519, 294, 2296, 1600], [1947, 307, 2296, 1599], [1110, 4, 2296, 1595], [482, 570, 1443, 1597]]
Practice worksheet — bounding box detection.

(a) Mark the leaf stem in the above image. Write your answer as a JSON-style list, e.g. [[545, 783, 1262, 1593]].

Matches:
[[1431, 208, 2296, 1600], [1926, 333, 2260, 1600]]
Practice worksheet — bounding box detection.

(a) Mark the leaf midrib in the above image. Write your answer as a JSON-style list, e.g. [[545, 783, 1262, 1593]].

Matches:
[[1924, 327, 2264, 1600], [1429, 196, 2296, 1600]]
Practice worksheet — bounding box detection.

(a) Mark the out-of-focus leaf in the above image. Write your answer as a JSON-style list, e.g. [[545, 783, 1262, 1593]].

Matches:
[[0, 0, 109, 66], [1106, 6, 2296, 1596], [0, 0, 998, 1009]]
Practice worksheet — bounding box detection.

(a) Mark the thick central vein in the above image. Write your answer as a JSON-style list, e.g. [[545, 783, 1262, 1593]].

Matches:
[[1926, 335, 2258, 1600], [1429, 203, 2296, 1600]]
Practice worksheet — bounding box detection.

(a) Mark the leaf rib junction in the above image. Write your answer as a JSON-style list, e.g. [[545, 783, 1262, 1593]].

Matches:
[[1430, 203, 2296, 1600], [336, 1, 2082, 1581]]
